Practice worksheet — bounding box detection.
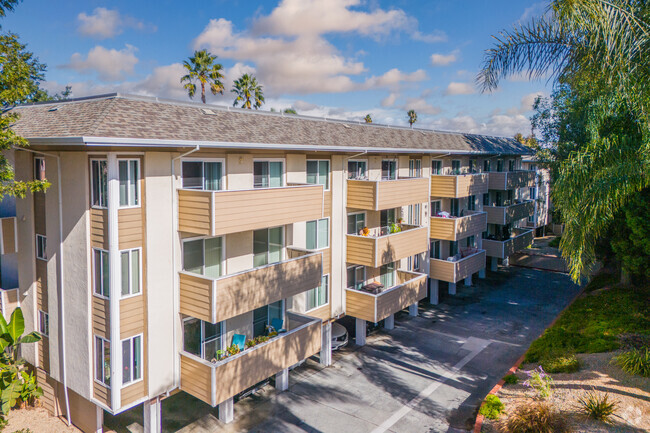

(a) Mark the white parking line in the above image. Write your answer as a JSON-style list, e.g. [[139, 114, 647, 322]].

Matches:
[[369, 338, 491, 433]]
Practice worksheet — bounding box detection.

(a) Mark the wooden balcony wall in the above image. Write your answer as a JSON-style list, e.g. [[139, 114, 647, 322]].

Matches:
[[488, 171, 536, 190], [483, 229, 535, 259], [180, 313, 321, 406], [429, 250, 486, 283], [345, 271, 427, 322], [346, 225, 429, 268], [485, 201, 535, 225], [0, 217, 17, 255], [180, 248, 322, 323], [429, 211, 487, 241], [430, 174, 488, 198], [178, 185, 324, 236], [347, 178, 429, 211]]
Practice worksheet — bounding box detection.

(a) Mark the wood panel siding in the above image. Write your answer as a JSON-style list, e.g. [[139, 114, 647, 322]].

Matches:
[[118, 207, 143, 250], [120, 295, 145, 339], [38, 338, 50, 372], [92, 296, 110, 339], [93, 380, 111, 408], [346, 225, 428, 267], [485, 201, 535, 225], [179, 272, 214, 323], [36, 260, 47, 310], [429, 250, 486, 283], [180, 354, 213, 405], [178, 190, 212, 235], [121, 380, 146, 407], [0, 289, 19, 319], [347, 178, 429, 210], [34, 192, 46, 235], [429, 212, 487, 241], [482, 239, 505, 259], [488, 171, 536, 190], [345, 290, 376, 322], [90, 208, 108, 249], [0, 217, 17, 255], [430, 174, 488, 198], [36, 368, 57, 415], [304, 304, 331, 322]]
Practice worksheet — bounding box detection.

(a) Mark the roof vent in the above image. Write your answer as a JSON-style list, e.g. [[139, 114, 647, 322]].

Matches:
[[48, 105, 61, 112], [201, 108, 217, 115]]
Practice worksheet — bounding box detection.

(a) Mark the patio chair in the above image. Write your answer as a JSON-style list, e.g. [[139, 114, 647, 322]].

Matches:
[[270, 318, 287, 334], [232, 334, 246, 351]]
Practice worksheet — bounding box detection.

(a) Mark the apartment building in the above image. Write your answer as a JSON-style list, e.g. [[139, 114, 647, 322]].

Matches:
[[521, 156, 551, 236], [4, 94, 540, 433]]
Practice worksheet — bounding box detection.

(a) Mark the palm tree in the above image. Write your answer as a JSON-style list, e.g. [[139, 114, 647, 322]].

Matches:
[[407, 110, 417, 128], [364, 114, 372, 123], [180, 50, 225, 104], [231, 74, 265, 109], [478, 0, 650, 281]]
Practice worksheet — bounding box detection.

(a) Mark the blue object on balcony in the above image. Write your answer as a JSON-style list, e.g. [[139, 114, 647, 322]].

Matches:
[[232, 334, 246, 351], [271, 318, 287, 334]]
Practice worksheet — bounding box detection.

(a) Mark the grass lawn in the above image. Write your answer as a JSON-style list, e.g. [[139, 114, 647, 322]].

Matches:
[[525, 272, 650, 363]]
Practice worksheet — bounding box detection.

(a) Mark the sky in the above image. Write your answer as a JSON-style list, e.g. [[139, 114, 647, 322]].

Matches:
[[3, 0, 551, 137]]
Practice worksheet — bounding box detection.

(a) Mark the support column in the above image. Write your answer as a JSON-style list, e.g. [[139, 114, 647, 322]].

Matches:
[[503, 257, 509, 266], [491, 256, 498, 272], [218, 398, 234, 424], [143, 398, 161, 433], [464, 275, 472, 286], [355, 318, 366, 346], [429, 279, 439, 305], [320, 322, 332, 367], [479, 268, 486, 279], [448, 282, 457, 295], [275, 368, 289, 391], [95, 406, 104, 433], [384, 314, 394, 330], [408, 303, 418, 317]]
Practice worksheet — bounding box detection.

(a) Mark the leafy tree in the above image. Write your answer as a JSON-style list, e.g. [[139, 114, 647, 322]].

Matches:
[[407, 109, 417, 127], [231, 73, 265, 109], [283, 108, 297, 114], [180, 50, 225, 104], [364, 114, 372, 123], [0, 0, 20, 18]]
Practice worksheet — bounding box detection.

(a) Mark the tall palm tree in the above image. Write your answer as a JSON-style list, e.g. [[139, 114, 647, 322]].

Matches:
[[180, 50, 225, 104], [478, 0, 650, 281], [231, 74, 265, 109], [407, 110, 417, 128]]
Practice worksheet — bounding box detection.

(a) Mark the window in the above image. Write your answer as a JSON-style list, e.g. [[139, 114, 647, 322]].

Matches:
[[254, 161, 283, 188], [496, 159, 504, 172], [252, 301, 282, 337], [431, 200, 441, 216], [508, 160, 515, 171], [36, 235, 46, 260], [118, 159, 139, 207], [408, 204, 420, 225], [120, 249, 141, 297], [307, 160, 329, 190], [380, 262, 395, 288], [407, 255, 421, 272], [183, 237, 223, 278], [348, 160, 367, 180], [38, 310, 49, 337], [528, 214, 535, 223], [529, 187, 537, 200], [467, 235, 475, 247], [451, 160, 461, 174], [450, 241, 458, 257], [306, 275, 328, 311], [495, 191, 503, 206], [122, 335, 142, 385], [347, 213, 365, 235], [34, 157, 45, 181], [183, 318, 222, 361], [529, 164, 537, 172], [431, 160, 442, 175], [483, 193, 490, 206], [450, 199, 460, 217], [430, 240, 441, 259], [380, 209, 396, 228], [469, 159, 477, 173], [347, 265, 365, 290], [93, 249, 109, 298], [253, 227, 283, 267], [468, 195, 476, 211], [91, 160, 108, 208], [483, 160, 491, 172], [306, 218, 329, 250], [381, 160, 397, 180], [94, 336, 110, 386], [182, 161, 223, 190], [409, 159, 421, 177]]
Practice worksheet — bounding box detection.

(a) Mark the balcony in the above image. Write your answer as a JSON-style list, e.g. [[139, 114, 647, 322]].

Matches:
[[347, 177, 429, 211], [180, 312, 321, 407], [488, 170, 536, 190], [346, 224, 429, 268], [483, 228, 534, 259], [345, 270, 427, 323], [430, 173, 488, 198], [178, 184, 324, 236], [0, 217, 17, 255], [179, 248, 322, 323], [485, 200, 535, 225], [429, 211, 487, 241], [429, 249, 486, 283]]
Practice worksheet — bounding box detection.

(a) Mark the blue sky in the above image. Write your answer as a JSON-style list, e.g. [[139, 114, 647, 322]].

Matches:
[[4, 0, 550, 136]]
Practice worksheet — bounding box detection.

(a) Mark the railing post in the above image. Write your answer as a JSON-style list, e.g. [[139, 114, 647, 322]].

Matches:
[[320, 322, 332, 367], [355, 318, 366, 346]]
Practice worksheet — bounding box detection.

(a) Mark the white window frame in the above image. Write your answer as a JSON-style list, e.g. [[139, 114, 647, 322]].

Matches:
[[408, 204, 421, 226], [347, 159, 368, 180], [381, 159, 398, 180], [306, 274, 329, 312], [118, 158, 141, 208], [306, 159, 330, 191], [346, 265, 366, 290], [451, 160, 461, 174], [34, 157, 45, 181], [431, 159, 442, 175], [38, 310, 49, 337], [253, 158, 286, 188], [306, 217, 329, 250], [182, 317, 225, 359], [253, 226, 285, 266], [407, 254, 421, 272], [92, 247, 110, 299], [409, 159, 422, 178], [121, 334, 143, 387], [347, 211, 367, 235], [430, 240, 441, 259], [180, 158, 225, 191], [529, 187, 538, 200], [430, 200, 442, 216], [90, 159, 108, 209], [35, 234, 46, 261], [181, 236, 226, 277], [120, 247, 142, 299], [94, 336, 110, 388]]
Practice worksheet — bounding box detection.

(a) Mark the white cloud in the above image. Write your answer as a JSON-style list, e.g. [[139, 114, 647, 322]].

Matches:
[[428, 111, 531, 137], [520, 91, 545, 112], [61, 45, 139, 81], [411, 29, 447, 43], [77, 7, 156, 39], [519, 2, 548, 22], [444, 82, 476, 95], [381, 92, 398, 107], [364, 68, 427, 89], [430, 50, 459, 66], [400, 97, 441, 115]]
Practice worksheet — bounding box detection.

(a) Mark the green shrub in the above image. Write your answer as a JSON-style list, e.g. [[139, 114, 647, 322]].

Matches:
[[542, 355, 580, 373], [503, 374, 518, 385], [577, 390, 618, 422], [498, 402, 571, 433], [548, 236, 561, 248], [522, 366, 553, 399], [479, 395, 505, 420], [612, 348, 650, 377]]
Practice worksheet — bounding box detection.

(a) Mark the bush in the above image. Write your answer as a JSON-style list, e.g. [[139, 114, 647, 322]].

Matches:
[[548, 236, 561, 248], [498, 402, 571, 433], [577, 390, 618, 422], [612, 348, 650, 377], [479, 395, 505, 420], [522, 366, 553, 399], [503, 374, 518, 385], [542, 355, 580, 373]]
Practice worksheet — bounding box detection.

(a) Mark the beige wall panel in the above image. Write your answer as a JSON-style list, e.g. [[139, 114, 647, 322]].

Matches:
[[376, 178, 429, 210], [38, 338, 50, 372], [323, 191, 332, 217], [456, 212, 487, 239], [36, 368, 58, 416], [118, 207, 143, 250], [345, 290, 376, 322], [305, 304, 331, 322], [456, 251, 486, 281], [321, 247, 331, 275], [506, 201, 535, 224], [93, 380, 111, 408], [375, 273, 427, 321], [457, 174, 489, 197], [92, 296, 110, 339], [180, 355, 213, 405], [482, 240, 505, 259], [67, 389, 100, 433], [179, 273, 214, 323], [346, 181, 376, 210], [430, 176, 457, 198], [346, 235, 375, 267], [429, 259, 455, 283], [375, 226, 428, 266], [225, 231, 253, 274], [226, 154, 253, 190], [34, 192, 46, 235], [1, 217, 17, 254], [224, 311, 253, 348], [178, 190, 212, 235], [120, 295, 145, 339], [121, 380, 146, 407], [429, 217, 456, 240], [485, 206, 506, 225], [36, 259, 48, 310], [89, 208, 108, 249]]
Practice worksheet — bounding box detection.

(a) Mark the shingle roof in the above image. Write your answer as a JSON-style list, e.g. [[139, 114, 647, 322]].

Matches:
[[7, 93, 531, 155]]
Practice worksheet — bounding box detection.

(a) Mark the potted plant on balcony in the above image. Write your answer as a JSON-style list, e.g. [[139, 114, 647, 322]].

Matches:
[[389, 223, 402, 234], [361, 227, 370, 236]]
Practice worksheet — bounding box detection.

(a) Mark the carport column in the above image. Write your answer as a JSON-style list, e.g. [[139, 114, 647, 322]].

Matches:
[[479, 268, 486, 279], [276, 368, 289, 391], [218, 398, 234, 424], [355, 318, 366, 346], [464, 274, 472, 286], [429, 278, 439, 305], [491, 256, 498, 272], [320, 322, 332, 366], [503, 256, 510, 266], [384, 314, 395, 330], [448, 282, 457, 295], [143, 397, 161, 433], [408, 303, 418, 317], [95, 406, 103, 433]]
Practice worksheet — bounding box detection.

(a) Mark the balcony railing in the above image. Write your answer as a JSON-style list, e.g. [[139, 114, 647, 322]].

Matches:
[[180, 312, 321, 407], [429, 249, 486, 283], [345, 270, 427, 322], [346, 224, 429, 267], [488, 170, 536, 190], [347, 177, 429, 210], [179, 248, 322, 323], [430, 173, 488, 198], [483, 228, 534, 259], [178, 184, 324, 236], [429, 211, 487, 241], [484, 200, 535, 225]]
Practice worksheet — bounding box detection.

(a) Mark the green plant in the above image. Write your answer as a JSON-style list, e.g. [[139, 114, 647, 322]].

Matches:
[[479, 395, 505, 420], [577, 390, 618, 422], [245, 340, 256, 349], [612, 348, 650, 377], [389, 223, 401, 234], [542, 355, 580, 373], [215, 349, 225, 361], [268, 331, 278, 338], [522, 366, 553, 399], [503, 374, 518, 385], [548, 236, 561, 248], [498, 402, 571, 433], [226, 344, 240, 356]]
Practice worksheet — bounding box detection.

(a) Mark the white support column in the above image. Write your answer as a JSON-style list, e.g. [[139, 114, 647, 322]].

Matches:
[[143, 398, 161, 433], [355, 318, 366, 346], [448, 282, 457, 295], [320, 322, 332, 367], [479, 268, 486, 279], [491, 256, 498, 272], [384, 314, 394, 330], [408, 303, 418, 317], [503, 257, 509, 267], [464, 275, 472, 286], [107, 153, 122, 410], [218, 398, 234, 424], [95, 406, 104, 433], [275, 368, 289, 391], [429, 279, 439, 305]]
